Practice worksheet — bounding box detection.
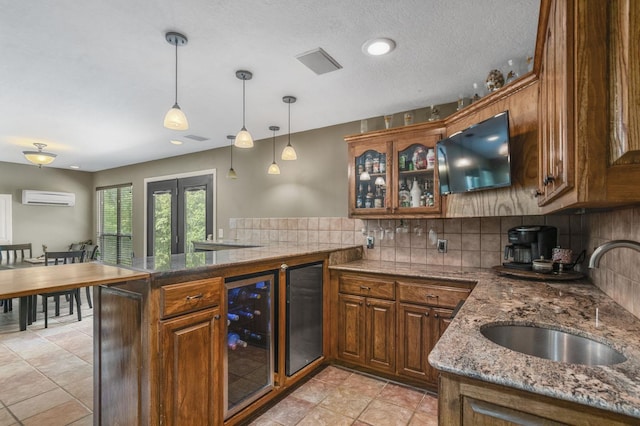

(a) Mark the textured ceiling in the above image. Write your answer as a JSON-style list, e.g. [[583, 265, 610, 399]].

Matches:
[[1, 0, 540, 171]]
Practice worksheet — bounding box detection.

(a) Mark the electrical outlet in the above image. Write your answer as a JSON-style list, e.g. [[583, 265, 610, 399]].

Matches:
[[218, 228, 224, 239], [366, 236, 375, 249], [437, 239, 448, 253]]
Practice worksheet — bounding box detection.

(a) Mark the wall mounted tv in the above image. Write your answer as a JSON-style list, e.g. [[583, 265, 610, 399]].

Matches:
[[437, 111, 511, 195]]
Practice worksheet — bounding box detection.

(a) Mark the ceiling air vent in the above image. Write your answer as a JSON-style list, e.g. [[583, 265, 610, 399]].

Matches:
[[185, 135, 209, 142], [296, 48, 342, 75]]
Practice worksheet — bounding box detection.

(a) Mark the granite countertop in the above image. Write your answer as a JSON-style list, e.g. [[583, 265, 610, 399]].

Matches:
[[128, 242, 361, 275], [329, 260, 640, 419]]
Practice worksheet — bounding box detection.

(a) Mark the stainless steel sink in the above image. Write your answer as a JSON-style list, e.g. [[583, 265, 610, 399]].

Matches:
[[481, 324, 626, 365]]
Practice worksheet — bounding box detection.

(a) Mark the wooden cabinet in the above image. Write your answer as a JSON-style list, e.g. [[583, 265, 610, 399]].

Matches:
[[160, 307, 222, 426], [337, 274, 396, 373], [396, 280, 469, 386], [346, 123, 444, 218], [439, 372, 638, 425], [537, 0, 640, 211]]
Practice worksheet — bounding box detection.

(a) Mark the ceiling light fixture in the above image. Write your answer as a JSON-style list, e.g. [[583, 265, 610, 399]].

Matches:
[[163, 32, 189, 130], [281, 96, 297, 160], [170, 140, 183, 145], [268, 126, 281, 175], [226, 135, 238, 179], [362, 38, 396, 56], [235, 70, 254, 148], [23, 143, 56, 167]]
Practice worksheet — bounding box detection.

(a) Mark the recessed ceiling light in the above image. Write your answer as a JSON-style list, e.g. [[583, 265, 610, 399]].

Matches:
[[170, 140, 183, 145], [69, 165, 80, 169], [362, 38, 396, 56]]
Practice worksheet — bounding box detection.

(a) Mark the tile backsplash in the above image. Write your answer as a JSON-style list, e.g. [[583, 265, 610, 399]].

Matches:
[[585, 206, 640, 319], [230, 214, 584, 269]]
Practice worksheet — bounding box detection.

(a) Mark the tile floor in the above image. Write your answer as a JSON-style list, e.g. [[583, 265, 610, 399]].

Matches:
[[249, 366, 438, 426], [0, 294, 94, 426], [0, 295, 438, 426]]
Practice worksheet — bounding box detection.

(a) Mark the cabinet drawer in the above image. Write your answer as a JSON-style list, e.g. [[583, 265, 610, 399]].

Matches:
[[162, 277, 222, 318], [339, 274, 395, 300], [397, 281, 470, 308]]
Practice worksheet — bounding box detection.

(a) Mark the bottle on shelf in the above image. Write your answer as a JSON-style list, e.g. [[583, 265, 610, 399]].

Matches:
[[227, 313, 240, 322], [242, 329, 263, 342], [227, 332, 248, 350], [410, 178, 422, 207], [372, 156, 380, 173], [365, 184, 374, 208], [364, 153, 373, 173], [356, 184, 364, 209], [413, 147, 427, 170], [426, 148, 435, 170], [374, 185, 383, 208], [398, 180, 411, 207], [232, 309, 256, 320], [379, 155, 386, 173]]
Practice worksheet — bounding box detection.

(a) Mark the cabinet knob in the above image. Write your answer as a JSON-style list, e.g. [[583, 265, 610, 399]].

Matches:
[[366, 302, 371, 307], [543, 175, 555, 186], [434, 313, 440, 318], [281, 263, 289, 270], [214, 314, 221, 320], [425, 312, 430, 317], [359, 301, 363, 306]]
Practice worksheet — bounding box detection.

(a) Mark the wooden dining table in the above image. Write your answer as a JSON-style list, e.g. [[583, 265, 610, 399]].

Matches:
[[0, 261, 149, 330]]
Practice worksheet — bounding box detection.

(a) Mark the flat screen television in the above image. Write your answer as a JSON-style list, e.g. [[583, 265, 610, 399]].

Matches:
[[437, 111, 511, 195]]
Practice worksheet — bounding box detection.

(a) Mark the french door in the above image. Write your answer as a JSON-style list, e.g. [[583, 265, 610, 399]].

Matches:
[[146, 175, 213, 258]]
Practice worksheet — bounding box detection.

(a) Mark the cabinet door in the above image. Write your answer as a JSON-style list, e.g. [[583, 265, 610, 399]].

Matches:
[[397, 303, 436, 382], [365, 298, 396, 373], [433, 307, 454, 339], [160, 307, 221, 426], [337, 293, 366, 365], [393, 133, 442, 214], [348, 140, 392, 216], [538, 0, 574, 205]]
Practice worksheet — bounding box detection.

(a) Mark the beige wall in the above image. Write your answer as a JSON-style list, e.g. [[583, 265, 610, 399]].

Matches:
[[93, 122, 356, 257], [0, 161, 94, 254]]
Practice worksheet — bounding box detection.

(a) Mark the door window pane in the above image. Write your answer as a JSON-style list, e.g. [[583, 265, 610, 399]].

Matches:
[[184, 187, 207, 253]]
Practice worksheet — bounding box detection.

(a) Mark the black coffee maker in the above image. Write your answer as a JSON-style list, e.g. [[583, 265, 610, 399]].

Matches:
[[503, 225, 557, 270]]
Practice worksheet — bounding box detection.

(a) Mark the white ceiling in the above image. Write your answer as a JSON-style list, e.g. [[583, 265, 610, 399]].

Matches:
[[1, 0, 540, 172]]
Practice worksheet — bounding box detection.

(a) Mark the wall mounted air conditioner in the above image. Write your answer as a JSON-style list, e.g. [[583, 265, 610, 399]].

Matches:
[[21, 190, 76, 206]]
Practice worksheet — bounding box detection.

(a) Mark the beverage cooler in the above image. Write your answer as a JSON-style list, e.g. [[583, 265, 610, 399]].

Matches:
[[224, 273, 275, 419]]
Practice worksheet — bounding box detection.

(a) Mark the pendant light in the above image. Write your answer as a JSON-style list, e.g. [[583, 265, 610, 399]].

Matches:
[[267, 126, 281, 175], [163, 32, 189, 130], [23, 143, 56, 167], [281, 96, 298, 160], [235, 70, 254, 148], [226, 135, 238, 179]]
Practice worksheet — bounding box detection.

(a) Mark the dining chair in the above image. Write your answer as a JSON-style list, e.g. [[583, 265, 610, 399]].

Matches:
[[0, 243, 33, 312], [74, 244, 98, 308], [39, 250, 85, 328]]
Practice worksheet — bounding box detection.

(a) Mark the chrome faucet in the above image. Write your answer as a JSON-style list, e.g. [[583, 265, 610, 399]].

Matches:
[[588, 240, 640, 268]]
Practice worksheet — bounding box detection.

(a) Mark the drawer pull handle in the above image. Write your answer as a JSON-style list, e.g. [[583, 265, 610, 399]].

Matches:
[[360, 285, 371, 291], [426, 294, 438, 299], [186, 293, 203, 301]]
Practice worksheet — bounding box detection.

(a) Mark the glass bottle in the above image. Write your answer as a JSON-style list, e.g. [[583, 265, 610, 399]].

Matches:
[[398, 180, 411, 207], [365, 184, 374, 208], [410, 178, 422, 208], [426, 148, 435, 170], [356, 184, 364, 209]]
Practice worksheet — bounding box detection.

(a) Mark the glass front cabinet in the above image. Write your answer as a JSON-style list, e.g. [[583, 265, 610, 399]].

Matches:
[[347, 124, 444, 218]]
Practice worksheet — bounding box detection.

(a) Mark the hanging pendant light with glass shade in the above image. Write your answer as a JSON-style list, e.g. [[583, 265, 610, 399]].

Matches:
[[163, 32, 189, 130], [235, 70, 254, 148], [226, 135, 238, 179], [23, 143, 57, 168], [267, 126, 281, 175], [281, 95, 297, 160]]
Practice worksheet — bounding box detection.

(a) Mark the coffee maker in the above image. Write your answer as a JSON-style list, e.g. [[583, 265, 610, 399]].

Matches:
[[503, 225, 557, 270]]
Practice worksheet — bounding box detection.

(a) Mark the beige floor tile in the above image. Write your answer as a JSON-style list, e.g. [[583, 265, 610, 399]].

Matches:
[[340, 372, 386, 398], [259, 396, 316, 426], [0, 407, 18, 426], [378, 383, 425, 410], [409, 410, 438, 425], [62, 375, 93, 410], [290, 378, 333, 404], [297, 405, 354, 426], [67, 414, 93, 426], [21, 399, 91, 426], [8, 388, 74, 421], [358, 399, 413, 426], [320, 387, 371, 419], [313, 365, 352, 386], [0, 369, 58, 406], [417, 394, 438, 415], [250, 416, 286, 426]]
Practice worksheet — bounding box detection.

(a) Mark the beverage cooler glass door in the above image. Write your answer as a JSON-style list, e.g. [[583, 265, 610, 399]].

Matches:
[[224, 273, 275, 419]]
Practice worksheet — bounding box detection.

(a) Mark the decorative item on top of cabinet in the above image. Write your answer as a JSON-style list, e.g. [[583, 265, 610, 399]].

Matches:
[[346, 122, 444, 218]]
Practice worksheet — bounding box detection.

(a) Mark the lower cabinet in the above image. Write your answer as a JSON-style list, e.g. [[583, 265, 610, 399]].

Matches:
[[397, 303, 452, 385], [160, 307, 222, 426], [333, 271, 473, 388], [337, 293, 396, 374], [440, 372, 638, 425]]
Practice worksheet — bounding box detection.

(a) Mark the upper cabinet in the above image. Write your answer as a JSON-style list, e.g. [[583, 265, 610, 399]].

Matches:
[[537, 0, 640, 212], [346, 123, 444, 218]]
